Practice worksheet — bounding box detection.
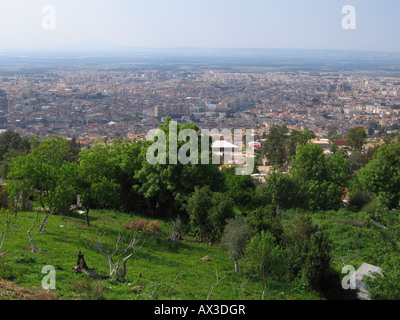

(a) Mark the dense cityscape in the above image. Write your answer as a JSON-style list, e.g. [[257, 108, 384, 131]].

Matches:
[[1, 65, 400, 144]]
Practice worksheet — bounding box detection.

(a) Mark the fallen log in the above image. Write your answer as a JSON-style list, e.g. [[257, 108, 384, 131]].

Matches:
[[72, 250, 109, 280]]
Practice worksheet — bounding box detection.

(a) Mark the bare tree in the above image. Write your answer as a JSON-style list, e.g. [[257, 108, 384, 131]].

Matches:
[[107, 232, 144, 281], [240, 277, 249, 299], [27, 210, 50, 253], [0, 208, 18, 251], [75, 231, 144, 282], [170, 215, 183, 242], [202, 269, 228, 300]]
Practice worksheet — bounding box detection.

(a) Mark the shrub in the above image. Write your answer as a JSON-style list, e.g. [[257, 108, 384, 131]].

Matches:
[[71, 279, 106, 300], [221, 216, 250, 273], [348, 191, 372, 211], [125, 218, 161, 234]]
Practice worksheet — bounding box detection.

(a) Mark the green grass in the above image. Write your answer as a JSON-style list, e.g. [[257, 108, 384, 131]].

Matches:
[[281, 208, 379, 272], [0, 209, 321, 300]]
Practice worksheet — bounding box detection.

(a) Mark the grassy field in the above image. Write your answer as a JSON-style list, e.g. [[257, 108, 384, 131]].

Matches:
[[0, 209, 324, 301], [281, 208, 379, 272]]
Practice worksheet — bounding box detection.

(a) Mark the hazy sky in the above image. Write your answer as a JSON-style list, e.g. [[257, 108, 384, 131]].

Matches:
[[0, 0, 399, 52]]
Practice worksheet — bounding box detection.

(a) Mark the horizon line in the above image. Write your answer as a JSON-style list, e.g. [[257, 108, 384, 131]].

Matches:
[[0, 46, 400, 55]]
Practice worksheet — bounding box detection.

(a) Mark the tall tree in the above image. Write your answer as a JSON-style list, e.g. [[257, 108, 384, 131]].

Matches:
[[244, 230, 284, 298], [262, 124, 290, 168], [134, 118, 225, 217], [77, 142, 123, 225], [287, 128, 316, 159], [221, 215, 250, 273], [186, 186, 234, 243], [290, 143, 348, 210], [346, 127, 368, 151], [7, 136, 77, 215], [222, 167, 260, 213], [355, 142, 400, 208]]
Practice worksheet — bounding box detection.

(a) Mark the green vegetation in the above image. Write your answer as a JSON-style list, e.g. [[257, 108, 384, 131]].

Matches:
[[0, 123, 400, 300], [0, 209, 323, 300]]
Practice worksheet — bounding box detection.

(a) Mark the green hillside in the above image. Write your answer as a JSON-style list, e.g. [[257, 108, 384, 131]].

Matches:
[[0, 209, 322, 301]]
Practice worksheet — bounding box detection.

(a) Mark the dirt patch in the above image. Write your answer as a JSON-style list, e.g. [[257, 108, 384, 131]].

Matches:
[[23, 291, 59, 300], [65, 218, 91, 229], [0, 279, 58, 300], [0, 279, 32, 300]]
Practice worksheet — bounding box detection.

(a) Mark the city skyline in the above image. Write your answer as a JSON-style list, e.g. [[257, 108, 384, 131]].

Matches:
[[0, 0, 399, 53]]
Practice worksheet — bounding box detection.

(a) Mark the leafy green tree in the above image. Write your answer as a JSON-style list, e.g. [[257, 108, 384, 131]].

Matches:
[[282, 215, 332, 291], [327, 130, 342, 141], [326, 148, 350, 187], [291, 143, 328, 183], [363, 217, 400, 299], [134, 118, 225, 218], [0, 130, 30, 160], [246, 205, 284, 243], [77, 142, 123, 225], [287, 128, 316, 159], [222, 167, 261, 213], [186, 186, 212, 242], [290, 143, 349, 210], [220, 216, 250, 273], [329, 142, 338, 154], [302, 231, 332, 290], [355, 142, 400, 208], [263, 169, 300, 209], [7, 136, 77, 215], [208, 192, 235, 242], [346, 127, 368, 151], [290, 143, 329, 210], [64, 137, 82, 163], [186, 186, 234, 243], [108, 139, 144, 212], [262, 124, 290, 168], [0, 131, 31, 179], [244, 230, 284, 297]]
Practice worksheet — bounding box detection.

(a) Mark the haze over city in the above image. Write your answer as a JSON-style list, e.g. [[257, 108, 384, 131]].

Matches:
[[0, 0, 399, 53]]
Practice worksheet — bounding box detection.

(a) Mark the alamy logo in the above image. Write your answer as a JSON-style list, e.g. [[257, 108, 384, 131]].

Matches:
[[341, 265, 356, 290], [42, 5, 56, 30], [146, 122, 255, 175], [42, 265, 56, 290], [342, 5, 356, 30]]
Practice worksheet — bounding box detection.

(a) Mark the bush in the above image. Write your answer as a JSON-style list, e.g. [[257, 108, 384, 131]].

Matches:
[[221, 216, 250, 273], [246, 205, 284, 242], [348, 191, 372, 211], [125, 218, 161, 234], [186, 186, 234, 243], [71, 279, 106, 300]]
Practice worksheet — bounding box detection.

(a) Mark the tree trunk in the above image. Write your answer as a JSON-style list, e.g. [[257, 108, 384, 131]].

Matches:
[[73, 250, 108, 279], [262, 281, 267, 300], [120, 254, 133, 281], [27, 230, 36, 253], [85, 208, 90, 226], [234, 261, 239, 273]]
